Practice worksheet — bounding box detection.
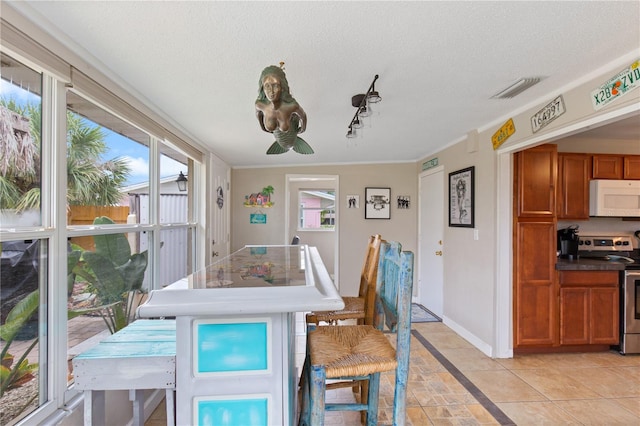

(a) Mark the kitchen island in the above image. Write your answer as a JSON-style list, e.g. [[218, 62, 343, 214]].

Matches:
[[136, 245, 343, 426]]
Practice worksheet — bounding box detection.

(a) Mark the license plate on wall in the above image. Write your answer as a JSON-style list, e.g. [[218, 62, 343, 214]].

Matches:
[[531, 95, 565, 133]]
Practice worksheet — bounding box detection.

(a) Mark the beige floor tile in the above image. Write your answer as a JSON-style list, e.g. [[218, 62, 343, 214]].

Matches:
[[511, 367, 601, 400], [496, 401, 582, 425], [438, 347, 506, 372], [463, 369, 546, 402], [406, 406, 434, 425], [566, 366, 640, 398], [610, 365, 640, 383], [422, 404, 500, 425], [571, 351, 640, 367], [553, 398, 640, 425], [612, 396, 640, 417], [422, 333, 475, 350]]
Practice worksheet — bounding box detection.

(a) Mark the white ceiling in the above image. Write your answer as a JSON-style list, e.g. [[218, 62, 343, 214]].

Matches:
[[9, 1, 640, 167]]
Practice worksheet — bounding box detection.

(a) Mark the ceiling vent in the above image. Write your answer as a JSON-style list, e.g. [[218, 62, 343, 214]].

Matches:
[[491, 77, 542, 99]]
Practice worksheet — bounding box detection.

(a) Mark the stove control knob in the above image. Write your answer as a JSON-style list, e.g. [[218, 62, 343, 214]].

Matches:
[[615, 241, 622, 246], [622, 241, 630, 246], [584, 240, 592, 246]]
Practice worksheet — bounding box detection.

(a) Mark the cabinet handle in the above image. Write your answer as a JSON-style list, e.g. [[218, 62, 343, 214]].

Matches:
[[435, 251, 443, 256]]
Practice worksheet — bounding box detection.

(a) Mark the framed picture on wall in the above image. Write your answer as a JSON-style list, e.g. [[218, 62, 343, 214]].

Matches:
[[448, 166, 474, 228], [365, 187, 391, 219]]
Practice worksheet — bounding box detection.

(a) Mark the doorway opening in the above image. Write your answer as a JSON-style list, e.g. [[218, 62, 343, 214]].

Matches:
[[285, 174, 339, 285]]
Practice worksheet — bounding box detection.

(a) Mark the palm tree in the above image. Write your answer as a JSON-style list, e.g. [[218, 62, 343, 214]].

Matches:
[[0, 99, 130, 210]]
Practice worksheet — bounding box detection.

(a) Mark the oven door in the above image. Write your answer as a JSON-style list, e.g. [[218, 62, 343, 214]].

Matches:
[[625, 271, 640, 334], [621, 271, 640, 354]]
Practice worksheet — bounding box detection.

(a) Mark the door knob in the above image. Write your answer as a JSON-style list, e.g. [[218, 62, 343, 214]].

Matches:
[[212, 251, 219, 257], [435, 250, 442, 256]]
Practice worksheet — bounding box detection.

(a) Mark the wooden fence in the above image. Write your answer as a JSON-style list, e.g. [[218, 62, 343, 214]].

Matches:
[[67, 205, 130, 250]]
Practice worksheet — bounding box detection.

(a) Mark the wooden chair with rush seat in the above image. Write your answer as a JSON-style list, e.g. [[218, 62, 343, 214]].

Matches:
[[298, 240, 414, 426], [305, 234, 383, 326]]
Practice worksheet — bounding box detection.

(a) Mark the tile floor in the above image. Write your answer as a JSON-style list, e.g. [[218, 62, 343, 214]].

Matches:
[[146, 322, 640, 425]]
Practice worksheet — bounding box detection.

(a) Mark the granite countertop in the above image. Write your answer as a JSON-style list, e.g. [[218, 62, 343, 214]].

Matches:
[[555, 257, 626, 271]]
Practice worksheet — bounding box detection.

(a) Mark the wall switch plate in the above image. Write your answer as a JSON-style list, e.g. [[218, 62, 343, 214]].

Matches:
[[474, 229, 479, 240]]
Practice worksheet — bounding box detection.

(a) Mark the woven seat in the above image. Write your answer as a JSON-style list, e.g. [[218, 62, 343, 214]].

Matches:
[[308, 325, 396, 378], [306, 234, 382, 326], [299, 241, 414, 426]]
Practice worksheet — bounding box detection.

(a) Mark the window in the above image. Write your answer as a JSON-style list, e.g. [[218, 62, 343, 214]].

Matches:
[[298, 190, 335, 230], [1, 41, 202, 423], [64, 93, 197, 387], [0, 53, 47, 424]]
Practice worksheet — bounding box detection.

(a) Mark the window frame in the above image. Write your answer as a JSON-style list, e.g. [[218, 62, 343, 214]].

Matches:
[[0, 43, 204, 424]]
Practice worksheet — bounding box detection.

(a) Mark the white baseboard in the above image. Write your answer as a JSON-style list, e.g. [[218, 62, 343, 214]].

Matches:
[[441, 315, 494, 358]]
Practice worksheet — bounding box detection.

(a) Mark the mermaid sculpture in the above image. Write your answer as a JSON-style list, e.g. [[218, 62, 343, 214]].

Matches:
[[255, 64, 313, 155]]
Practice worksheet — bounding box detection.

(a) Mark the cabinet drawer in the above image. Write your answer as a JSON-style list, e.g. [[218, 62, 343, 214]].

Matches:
[[558, 270, 618, 286]]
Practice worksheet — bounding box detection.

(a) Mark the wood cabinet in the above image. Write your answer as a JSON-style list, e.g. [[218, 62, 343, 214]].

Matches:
[[514, 221, 558, 347], [624, 155, 640, 179], [515, 144, 557, 218], [592, 154, 640, 179], [557, 153, 590, 220], [513, 144, 558, 349], [559, 271, 619, 345]]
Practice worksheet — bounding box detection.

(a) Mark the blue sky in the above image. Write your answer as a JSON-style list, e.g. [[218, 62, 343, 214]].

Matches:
[[1, 80, 184, 186]]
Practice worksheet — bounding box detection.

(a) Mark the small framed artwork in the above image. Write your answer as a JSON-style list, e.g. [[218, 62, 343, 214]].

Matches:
[[250, 213, 267, 224], [397, 195, 410, 209], [365, 187, 391, 219], [449, 166, 474, 228], [347, 195, 360, 209]]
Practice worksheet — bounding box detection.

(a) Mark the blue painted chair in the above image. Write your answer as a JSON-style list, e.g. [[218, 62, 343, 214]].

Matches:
[[299, 240, 413, 426]]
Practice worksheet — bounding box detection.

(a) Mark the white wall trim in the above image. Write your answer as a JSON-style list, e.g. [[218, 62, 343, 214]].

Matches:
[[442, 315, 494, 358]]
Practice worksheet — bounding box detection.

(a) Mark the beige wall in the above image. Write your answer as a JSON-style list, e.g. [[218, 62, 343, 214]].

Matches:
[[231, 163, 417, 297], [415, 128, 498, 351]]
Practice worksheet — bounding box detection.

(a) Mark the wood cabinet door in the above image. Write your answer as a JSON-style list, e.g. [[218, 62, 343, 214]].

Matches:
[[560, 287, 589, 345], [590, 286, 619, 344], [515, 144, 557, 218], [623, 155, 640, 179], [557, 153, 590, 220], [592, 154, 623, 179], [514, 221, 557, 347]]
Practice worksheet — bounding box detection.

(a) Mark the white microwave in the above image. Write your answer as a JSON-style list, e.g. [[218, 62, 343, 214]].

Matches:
[[589, 180, 640, 217]]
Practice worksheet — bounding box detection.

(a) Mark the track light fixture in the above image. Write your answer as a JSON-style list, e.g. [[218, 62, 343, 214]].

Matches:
[[346, 75, 381, 139]]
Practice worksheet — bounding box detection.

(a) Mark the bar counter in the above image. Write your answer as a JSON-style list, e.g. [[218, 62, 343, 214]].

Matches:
[[136, 245, 343, 426]]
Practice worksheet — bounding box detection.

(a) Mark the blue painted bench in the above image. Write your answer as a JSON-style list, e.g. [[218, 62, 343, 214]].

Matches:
[[72, 319, 176, 426]]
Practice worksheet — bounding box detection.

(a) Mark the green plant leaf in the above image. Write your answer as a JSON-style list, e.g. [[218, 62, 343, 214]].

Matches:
[[82, 251, 127, 304], [0, 290, 39, 342], [92, 216, 131, 265]]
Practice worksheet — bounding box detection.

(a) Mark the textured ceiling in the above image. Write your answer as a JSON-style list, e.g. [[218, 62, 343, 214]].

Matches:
[[8, 1, 640, 167]]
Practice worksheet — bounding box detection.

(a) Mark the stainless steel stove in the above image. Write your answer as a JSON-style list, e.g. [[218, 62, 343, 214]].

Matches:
[[578, 235, 640, 269], [578, 235, 640, 354]]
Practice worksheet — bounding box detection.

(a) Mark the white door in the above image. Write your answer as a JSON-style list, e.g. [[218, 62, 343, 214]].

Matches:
[[209, 154, 230, 263], [419, 166, 444, 318]]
